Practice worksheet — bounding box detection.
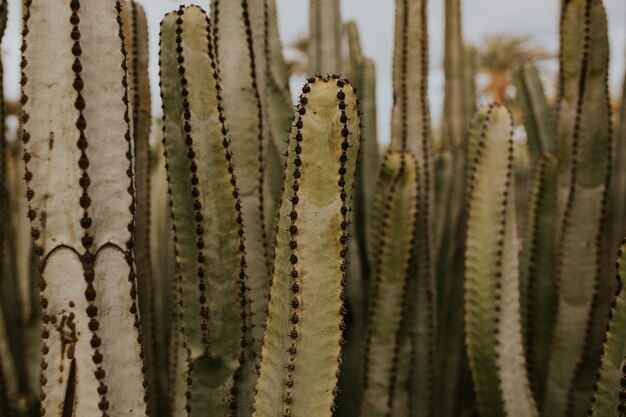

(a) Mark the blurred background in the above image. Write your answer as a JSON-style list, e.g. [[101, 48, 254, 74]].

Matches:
[[2, 0, 625, 142]]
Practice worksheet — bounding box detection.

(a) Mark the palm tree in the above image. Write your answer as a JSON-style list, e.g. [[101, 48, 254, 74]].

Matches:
[[476, 34, 551, 104]]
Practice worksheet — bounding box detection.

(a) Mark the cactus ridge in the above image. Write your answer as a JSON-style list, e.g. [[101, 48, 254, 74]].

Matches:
[[589, 238, 626, 416]]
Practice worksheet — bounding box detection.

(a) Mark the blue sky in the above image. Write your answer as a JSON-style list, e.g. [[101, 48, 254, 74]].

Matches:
[[4, 0, 625, 142]]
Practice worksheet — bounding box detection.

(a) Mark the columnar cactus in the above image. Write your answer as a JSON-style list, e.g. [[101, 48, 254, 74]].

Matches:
[[390, 1, 436, 415], [253, 76, 361, 417], [210, 2, 275, 411], [21, 0, 147, 415], [308, 0, 343, 74], [589, 238, 626, 416], [518, 154, 558, 402], [360, 151, 418, 417], [120, 2, 159, 414], [543, 0, 612, 414], [159, 6, 245, 416], [464, 104, 538, 417]]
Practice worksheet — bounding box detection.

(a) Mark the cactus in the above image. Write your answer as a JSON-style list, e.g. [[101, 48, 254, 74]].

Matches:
[[543, 0, 612, 414], [589, 238, 626, 416], [513, 63, 556, 163], [21, 0, 148, 415], [464, 103, 538, 417], [308, 0, 343, 74], [252, 76, 360, 417], [360, 151, 418, 417], [436, 0, 470, 413], [159, 6, 246, 416], [120, 2, 161, 415], [390, 1, 436, 415], [210, 2, 275, 411]]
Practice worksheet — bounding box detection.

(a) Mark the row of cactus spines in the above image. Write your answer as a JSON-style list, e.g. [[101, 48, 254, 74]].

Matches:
[[21, 0, 148, 415]]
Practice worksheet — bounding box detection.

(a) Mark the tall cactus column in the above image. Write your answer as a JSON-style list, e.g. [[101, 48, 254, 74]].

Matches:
[[159, 6, 246, 416], [253, 76, 361, 417], [308, 0, 343, 74], [21, 0, 147, 415]]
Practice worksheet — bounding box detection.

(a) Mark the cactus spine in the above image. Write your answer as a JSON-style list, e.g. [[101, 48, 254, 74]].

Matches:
[[252, 76, 361, 417], [159, 6, 246, 416], [464, 104, 538, 417], [543, 0, 612, 414], [21, 0, 147, 415]]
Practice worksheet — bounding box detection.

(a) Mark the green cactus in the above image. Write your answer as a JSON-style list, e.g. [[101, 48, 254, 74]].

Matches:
[[252, 76, 360, 417], [120, 2, 160, 415], [390, 1, 436, 415], [513, 63, 556, 163], [435, 0, 470, 413], [21, 0, 148, 415], [360, 151, 418, 417], [210, 2, 275, 411], [464, 103, 538, 417], [589, 237, 626, 416], [308, 0, 343, 74], [543, 0, 612, 414], [159, 6, 247, 416], [518, 154, 558, 403]]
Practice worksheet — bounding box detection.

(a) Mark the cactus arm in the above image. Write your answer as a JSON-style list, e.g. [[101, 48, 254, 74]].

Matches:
[[464, 46, 477, 118], [361, 152, 418, 417], [464, 104, 538, 417], [589, 239, 626, 416], [211, 3, 273, 411], [22, 1, 148, 415], [253, 76, 360, 417], [543, 1, 612, 415], [513, 63, 556, 163], [159, 6, 246, 416], [308, 0, 343, 74], [518, 155, 558, 404], [120, 2, 160, 414]]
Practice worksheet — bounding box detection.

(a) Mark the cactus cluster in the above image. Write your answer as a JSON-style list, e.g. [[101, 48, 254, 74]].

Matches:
[[0, 0, 623, 416]]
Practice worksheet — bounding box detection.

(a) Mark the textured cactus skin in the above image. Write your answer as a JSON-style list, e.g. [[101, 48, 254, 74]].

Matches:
[[308, 0, 342, 74], [513, 63, 556, 163], [543, 0, 612, 414], [464, 104, 538, 417], [120, 3, 160, 415], [518, 155, 558, 404], [210, 2, 273, 412], [435, 0, 469, 413], [21, 0, 148, 415], [390, 2, 436, 415], [360, 151, 418, 417], [252, 76, 360, 417], [589, 238, 626, 416], [159, 6, 246, 416]]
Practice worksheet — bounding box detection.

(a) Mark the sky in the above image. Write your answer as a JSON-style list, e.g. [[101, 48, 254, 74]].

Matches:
[[3, 0, 625, 142]]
